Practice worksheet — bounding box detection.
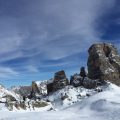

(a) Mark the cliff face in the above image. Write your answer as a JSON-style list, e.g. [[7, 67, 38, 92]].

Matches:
[[87, 43, 120, 85]]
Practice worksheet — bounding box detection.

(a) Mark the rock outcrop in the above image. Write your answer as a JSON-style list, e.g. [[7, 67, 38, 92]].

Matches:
[[30, 81, 40, 98], [32, 81, 40, 94], [70, 74, 82, 87], [47, 82, 54, 94], [82, 77, 98, 89], [29, 70, 69, 96], [53, 70, 69, 91], [35, 79, 54, 95], [70, 73, 98, 89], [87, 43, 120, 85]]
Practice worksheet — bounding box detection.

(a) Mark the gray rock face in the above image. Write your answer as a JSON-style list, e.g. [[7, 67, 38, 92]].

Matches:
[[70, 73, 98, 89], [87, 43, 120, 85], [83, 77, 98, 89], [53, 70, 69, 91], [70, 74, 83, 87], [28, 71, 69, 96]]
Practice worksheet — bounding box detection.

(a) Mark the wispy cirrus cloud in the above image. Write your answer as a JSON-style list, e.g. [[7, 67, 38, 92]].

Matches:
[[0, 0, 118, 81], [0, 67, 19, 78]]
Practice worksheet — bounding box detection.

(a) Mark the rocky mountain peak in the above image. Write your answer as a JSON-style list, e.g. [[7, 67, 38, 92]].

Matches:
[[87, 43, 120, 85]]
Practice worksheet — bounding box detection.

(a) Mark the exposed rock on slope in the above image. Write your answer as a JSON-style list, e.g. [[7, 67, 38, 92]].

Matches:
[[31, 70, 69, 95], [87, 43, 120, 85], [35, 79, 53, 95], [70, 74, 98, 89], [53, 70, 69, 91], [31, 81, 40, 97]]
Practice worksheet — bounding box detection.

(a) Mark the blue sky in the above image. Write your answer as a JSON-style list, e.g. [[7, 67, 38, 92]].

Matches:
[[0, 0, 120, 88]]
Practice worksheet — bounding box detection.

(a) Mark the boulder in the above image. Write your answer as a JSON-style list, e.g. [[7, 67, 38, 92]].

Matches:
[[87, 43, 120, 85]]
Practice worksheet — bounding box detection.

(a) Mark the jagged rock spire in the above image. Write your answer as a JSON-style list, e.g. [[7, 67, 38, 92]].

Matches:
[[87, 43, 120, 85]]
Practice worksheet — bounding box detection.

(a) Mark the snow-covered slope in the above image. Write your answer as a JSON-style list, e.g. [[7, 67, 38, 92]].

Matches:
[[0, 84, 20, 102], [63, 83, 120, 120], [0, 83, 120, 120], [45, 85, 103, 109]]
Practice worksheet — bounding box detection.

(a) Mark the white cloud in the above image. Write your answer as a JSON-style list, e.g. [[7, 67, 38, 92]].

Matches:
[[30, 0, 116, 59], [26, 65, 39, 73], [0, 0, 117, 76], [0, 67, 19, 78]]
